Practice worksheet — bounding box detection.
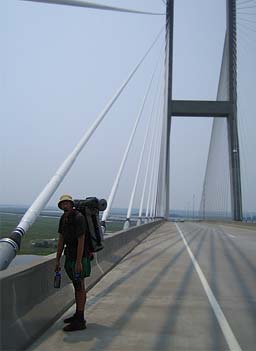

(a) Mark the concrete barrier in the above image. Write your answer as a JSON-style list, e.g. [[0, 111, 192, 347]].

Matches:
[[0, 220, 163, 350]]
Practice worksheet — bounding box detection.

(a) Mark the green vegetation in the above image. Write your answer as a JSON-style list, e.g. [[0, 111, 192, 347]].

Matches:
[[0, 214, 59, 255], [0, 214, 125, 256]]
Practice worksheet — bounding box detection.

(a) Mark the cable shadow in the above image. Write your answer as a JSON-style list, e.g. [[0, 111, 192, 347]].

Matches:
[[121, 235, 176, 262], [86, 235, 183, 309], [145, 227, 178, 242], [28, 228, 187, 348], [153, 228, 209, 351], [218, 231, 256, 325], [182, 223, 213, 240], [64, 231, 202, 349], [86, 228, 205, 310], [106, 224, 166, 262], [217, 226, 256, 276], [209, 227, 226, 351]]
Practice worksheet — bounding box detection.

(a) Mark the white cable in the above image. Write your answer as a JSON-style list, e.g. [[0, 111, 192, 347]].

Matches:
[[138, 117, 157, 219], [150, 89, 165, 218], [145, 74, 164, 218], [148, 79, 164, 219], [125, 48, 165, 222], [21, 0, 165, 15], [237, 0, 256, 6], [102, 64, 159, 222], [145, 60, 165, 219], [155, 20, 169, 218], [102, 107, 142, 222], [146, 124, 159, 218], [138, 62, 164, 219], [12, 26, 164, 236], [150, 89, 163, 218]]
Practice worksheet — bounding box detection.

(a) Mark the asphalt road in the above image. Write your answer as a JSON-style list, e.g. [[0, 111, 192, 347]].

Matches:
[[176, 221, 256, 351], [28, 221, 256, 351]]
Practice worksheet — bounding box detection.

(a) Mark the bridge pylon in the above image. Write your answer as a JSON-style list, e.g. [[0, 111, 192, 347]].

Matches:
[[157, 0, 242, 221]]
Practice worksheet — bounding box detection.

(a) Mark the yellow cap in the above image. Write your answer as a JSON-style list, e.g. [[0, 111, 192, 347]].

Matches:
[[58, 194, 74, 209]]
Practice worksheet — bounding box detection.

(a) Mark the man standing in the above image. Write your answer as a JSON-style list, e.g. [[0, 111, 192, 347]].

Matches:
[[55, 194, 91, 332]]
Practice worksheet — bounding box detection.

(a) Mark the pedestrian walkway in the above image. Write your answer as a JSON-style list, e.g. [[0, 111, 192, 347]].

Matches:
[[28, 222, 227, 351]]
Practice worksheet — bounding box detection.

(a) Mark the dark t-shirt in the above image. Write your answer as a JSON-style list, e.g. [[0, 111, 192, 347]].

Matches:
[[58, 209, 89, 259]]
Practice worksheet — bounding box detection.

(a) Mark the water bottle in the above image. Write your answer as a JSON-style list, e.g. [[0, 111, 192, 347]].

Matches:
[[74, 272, 81, 281], [54, 271, 61, 288]]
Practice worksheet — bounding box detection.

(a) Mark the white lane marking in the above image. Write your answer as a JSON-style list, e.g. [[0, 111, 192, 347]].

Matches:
[[175, 224, 242, 351], [220, 230, 236, 239]]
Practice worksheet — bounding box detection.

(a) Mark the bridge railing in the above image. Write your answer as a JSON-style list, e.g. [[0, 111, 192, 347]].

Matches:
[[0, 220, 163, 351]]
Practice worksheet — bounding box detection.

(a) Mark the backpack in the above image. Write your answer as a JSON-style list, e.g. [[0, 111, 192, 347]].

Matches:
[[73, 197, 107, 253]]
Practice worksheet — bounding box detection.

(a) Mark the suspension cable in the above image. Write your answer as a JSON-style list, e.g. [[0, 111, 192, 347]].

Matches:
[[146, 116, 160, 219], [0, 26, 165, 270], [124, 47, 165, 227], [237, 0, 256, 6], [101, 48, 165, 223], [237, 5, 256, 10], [151, 91, 165, 219], [145, 69, 164, 219], [200, 33, 229, 220], [148, 18, 170, 220], [149, 79, 165, 219], [155, 19, 169, 218], [138, 60, 165, 220], [21, 0, 165, 15]]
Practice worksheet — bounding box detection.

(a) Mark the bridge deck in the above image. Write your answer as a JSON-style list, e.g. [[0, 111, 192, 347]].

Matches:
[[28, 222, 256, 351]]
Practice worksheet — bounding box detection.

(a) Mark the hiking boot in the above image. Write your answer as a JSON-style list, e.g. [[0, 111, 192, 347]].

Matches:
[[63, 314, 77, 324], [63, 320, 86, 332], [64, 314, 87, 324]]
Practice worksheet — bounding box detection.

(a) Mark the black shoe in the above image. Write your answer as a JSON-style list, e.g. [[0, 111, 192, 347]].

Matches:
[[63, 314, 77, 324], [64, 314, 87, 324], [63, 320, 86, 332]]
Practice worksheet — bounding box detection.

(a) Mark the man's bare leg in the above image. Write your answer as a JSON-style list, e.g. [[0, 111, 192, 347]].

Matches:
[[75, 279, 86, 316]]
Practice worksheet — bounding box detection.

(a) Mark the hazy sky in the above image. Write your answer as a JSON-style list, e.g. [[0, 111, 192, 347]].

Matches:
[[1, 0, 255, 214]]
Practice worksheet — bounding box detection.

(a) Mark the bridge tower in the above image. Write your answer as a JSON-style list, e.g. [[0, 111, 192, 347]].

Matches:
[[158, 0, 242, 221]]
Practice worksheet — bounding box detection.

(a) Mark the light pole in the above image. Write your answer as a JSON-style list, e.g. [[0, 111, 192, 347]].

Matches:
[[192, 194, 195, 220]]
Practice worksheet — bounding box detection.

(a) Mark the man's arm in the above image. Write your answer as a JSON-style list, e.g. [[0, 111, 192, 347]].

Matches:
[[55, 234, 64, 272], [75, 234, 85, 273]]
